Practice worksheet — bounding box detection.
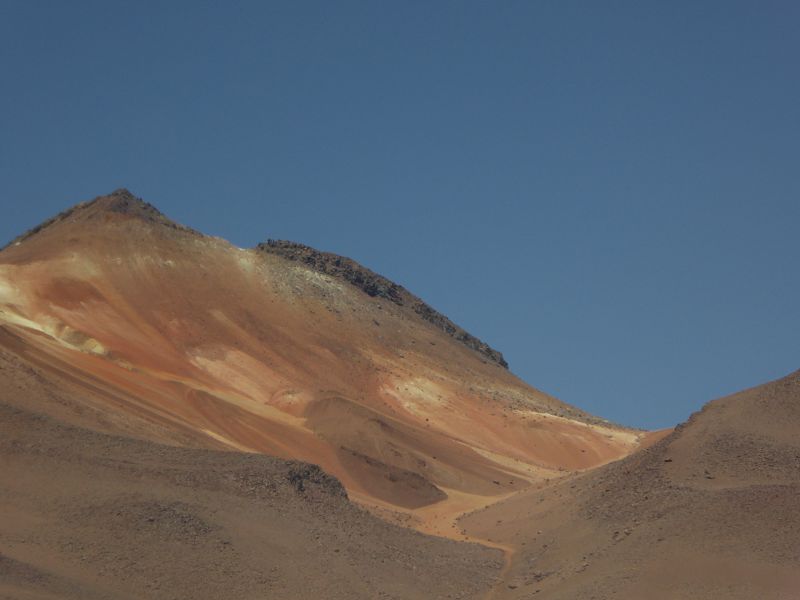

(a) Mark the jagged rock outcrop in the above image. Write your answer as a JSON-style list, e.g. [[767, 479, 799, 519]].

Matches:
[[257, 239, 509, 369]]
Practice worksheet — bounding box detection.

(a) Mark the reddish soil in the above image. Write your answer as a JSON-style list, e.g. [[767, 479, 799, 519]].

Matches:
[[0, 190, 640, 522]]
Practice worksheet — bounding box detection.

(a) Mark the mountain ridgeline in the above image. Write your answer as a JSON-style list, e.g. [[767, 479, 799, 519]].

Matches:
[[257, 239, 508, 369], [5, 189, 506, 369]]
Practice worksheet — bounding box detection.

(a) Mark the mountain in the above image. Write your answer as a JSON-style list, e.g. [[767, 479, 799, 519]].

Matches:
[[3, 189, 795, 599], [0, 190, 641, 525], [460, 369, 800, 599]]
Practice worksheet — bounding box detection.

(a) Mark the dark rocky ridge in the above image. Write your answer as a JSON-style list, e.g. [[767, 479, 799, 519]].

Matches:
[[257, 239, 509, 369]]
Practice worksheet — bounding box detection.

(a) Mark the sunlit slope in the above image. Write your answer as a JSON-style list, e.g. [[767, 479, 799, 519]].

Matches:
[[0, 190, 641, 513]]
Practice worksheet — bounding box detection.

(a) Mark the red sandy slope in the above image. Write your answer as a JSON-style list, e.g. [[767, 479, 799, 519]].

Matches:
[[0, 190, 645, 524]]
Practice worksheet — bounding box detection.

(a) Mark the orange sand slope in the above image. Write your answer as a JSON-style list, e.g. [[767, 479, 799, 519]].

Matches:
[[0, 354, 501, 600], [0, 190, 644, 519]]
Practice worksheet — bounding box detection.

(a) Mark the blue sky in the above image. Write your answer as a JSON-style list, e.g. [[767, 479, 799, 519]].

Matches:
[[1, 1, 798, 428]]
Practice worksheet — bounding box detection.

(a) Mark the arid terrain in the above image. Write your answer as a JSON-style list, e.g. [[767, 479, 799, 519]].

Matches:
[[462, 369, 800, 599], [1, 190, 797, 599]]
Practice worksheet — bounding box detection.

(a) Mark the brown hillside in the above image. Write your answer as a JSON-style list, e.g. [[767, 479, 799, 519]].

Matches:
[[0, 344, 500, 599], [460, 370, 800, 599]]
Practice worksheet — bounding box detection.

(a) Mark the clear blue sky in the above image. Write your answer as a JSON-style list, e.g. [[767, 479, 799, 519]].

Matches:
[[1, 1, 798, 428]]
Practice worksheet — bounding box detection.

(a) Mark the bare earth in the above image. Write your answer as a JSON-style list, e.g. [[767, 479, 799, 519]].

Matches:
[[1, 190, 798, 599], [0, 346, 501, 600], [461, 370, 800, 599]]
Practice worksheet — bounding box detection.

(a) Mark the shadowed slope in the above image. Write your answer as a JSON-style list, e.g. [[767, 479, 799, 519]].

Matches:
[[461, 370, 800, 599]]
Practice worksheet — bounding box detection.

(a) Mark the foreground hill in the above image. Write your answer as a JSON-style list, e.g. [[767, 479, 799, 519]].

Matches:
[[461, 369, 800, 599], [0, 344, 499, 599], [0, 189, 640, 527]]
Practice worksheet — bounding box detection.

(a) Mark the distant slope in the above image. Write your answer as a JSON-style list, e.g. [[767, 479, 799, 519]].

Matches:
[[0, 345, 500, 600], [461, 370, 800, 599], [0, 189, 641, 523]]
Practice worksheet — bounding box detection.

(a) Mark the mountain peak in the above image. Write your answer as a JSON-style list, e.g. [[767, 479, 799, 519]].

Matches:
[[84, 189, 183, 225], [3, 189, 506, 370], [2, 189, 198, 250], [99, 188, 154, 211]]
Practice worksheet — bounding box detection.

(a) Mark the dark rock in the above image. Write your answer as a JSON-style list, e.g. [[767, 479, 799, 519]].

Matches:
[[286, 464, 348, 499], [257, 240, 508, 369]]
